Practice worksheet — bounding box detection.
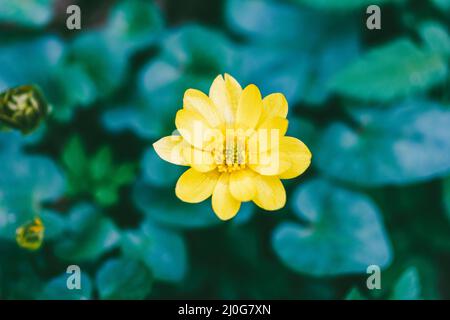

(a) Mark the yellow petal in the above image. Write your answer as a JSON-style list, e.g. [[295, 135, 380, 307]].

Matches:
[[175, 109, 215, 150], [259, 93, 288, 125], [176, 168, 220, 203], [181, 146, 217, 172], [247, 117, 288, 164], [253, 175, 286, 211], [212, 173, 241, 220], [209, 74, 242, 124], [229, 169, 257, 201], [236, 84, 262, 130], [258, 116, 288, 133], [249, 149, 291, 176], [278, 136, 312, 179], [153, 135, 190, 166], [183, 89, 223, 128]]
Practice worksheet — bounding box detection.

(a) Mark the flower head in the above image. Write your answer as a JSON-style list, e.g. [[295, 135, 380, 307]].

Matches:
[[16, 217, 45, 251], [153, 74, 311, 220], [0, 85, 48, 134]]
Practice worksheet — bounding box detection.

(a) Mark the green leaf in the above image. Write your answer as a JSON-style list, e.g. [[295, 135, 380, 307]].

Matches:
[[133, 181, 221, 229], [96, 258, 153, 299], [345, 287, 366, 300], [89, 146, 113, 181], [62, 135, 87, 178], [40, 273, 93, 300], [330, 39, 448, 102], [94, 186, 119, 207], [53, 204, 120, 262], [272, 179, 392, 276], [0, 0, 54, 27], [113, 163, 136, 186], [121, 221, 187, 282], [316, 100, 450, 186], [390, 267, 421, 300], [290, 0, 399, 10]]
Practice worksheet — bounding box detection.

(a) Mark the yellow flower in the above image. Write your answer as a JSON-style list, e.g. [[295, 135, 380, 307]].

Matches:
[[153, 74, 311, 220], [16, 217, 45, 251]]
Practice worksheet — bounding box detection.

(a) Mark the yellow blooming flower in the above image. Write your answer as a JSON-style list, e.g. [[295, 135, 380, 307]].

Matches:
[[16, 217, 45, 251], [153, 74, 312, 220]]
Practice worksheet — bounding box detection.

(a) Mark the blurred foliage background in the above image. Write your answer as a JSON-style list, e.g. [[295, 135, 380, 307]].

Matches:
[[0, 0, 449, 300]]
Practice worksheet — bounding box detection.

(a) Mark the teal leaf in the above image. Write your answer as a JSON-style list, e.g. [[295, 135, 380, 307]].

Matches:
[[105, 0, 164, 51], [0, 0, 54, 27], [0, 36, 97, 121], [226, 0, 308, 43], [272, 179, 392, 276], [40, 209, 66, 241], [133, 181, 220, 229], [68, 31, 128, 99], [121, 221, 187, 282], [102, 24, 238, 139], [0, 152, 65, 238], [96, 258, 153, 299], [330, 39, 448, 102], [432, 0, 450, 13], [419, 21, 450, 56], [53, 204, 120, 262], [316, 100, 450, 186], [390, 267, 421, 300], [226, 0, 360, 106], [40, 273, 93, 300], [290, 0, 399, 10], [141, 149, 184, 187]]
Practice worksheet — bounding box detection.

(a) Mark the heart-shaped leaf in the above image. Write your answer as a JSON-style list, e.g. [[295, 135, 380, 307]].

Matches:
[[96, 258, 153, 300], [272, 178, 392, 276], [121, 221, 187, 282], [316, 100, 450, 186]]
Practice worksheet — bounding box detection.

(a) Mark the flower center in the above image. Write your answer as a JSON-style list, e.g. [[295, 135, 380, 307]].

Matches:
[[214, 132, 247, 173]]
